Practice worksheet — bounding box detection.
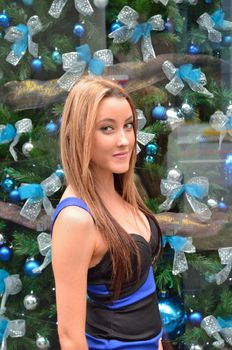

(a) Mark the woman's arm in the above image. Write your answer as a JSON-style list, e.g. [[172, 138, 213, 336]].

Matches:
[[52, 206, 96, 350]]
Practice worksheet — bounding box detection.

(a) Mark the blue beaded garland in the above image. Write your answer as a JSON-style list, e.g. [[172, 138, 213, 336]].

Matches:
[[146, 143, 158, 156], [73, 23, 85, 37], [0, 246, 13, 262], [151, 105, 167, 121], [0, 12, 10, 28], [23, 258, 40, 278], [22, 0, 34, 5], [8, 189, 21, 203], [187, 43, 201, 55], [109, 22, 122, 33], [45, 120, 58, 134], [188, 311, 203, 326], [31, 58, 43, 73], [144, 155, 155, 164], [52, 49, 62, 64], [1, 177, 15, 193]]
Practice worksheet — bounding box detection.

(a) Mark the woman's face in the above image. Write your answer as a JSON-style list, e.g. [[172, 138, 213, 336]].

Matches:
[[91, 96, 135, 177]]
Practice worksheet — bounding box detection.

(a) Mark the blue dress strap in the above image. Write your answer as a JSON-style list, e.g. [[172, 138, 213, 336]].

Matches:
[[51, 197, 94, 235]]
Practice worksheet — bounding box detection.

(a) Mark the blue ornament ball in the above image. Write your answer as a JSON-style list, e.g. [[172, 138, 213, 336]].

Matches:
[[144, 155, 155, 164], [73, 23, 85, 37], [222, 35, 232, 47], [146, 143, 158, 156], [0, 12, 10, 28], [31, 58, 43, 73], [52, 49, 62, 65], [151, 104, 167, 121], [204, 0, 212, 3], [218, 200, 228, 212], [8, 189, 21, 203], [188, 43, 201, 55], [46, 120, 58, 134], [23, 258, 40, 278], [109, 21, 122, 33], [22, 0, 34, 5], [0, 246, 13, 262], [1, 177, 15, 193], [55, 167, 64, 181], [158, 291, 186, 340], [164, 19, 174, 33], [188, 311, 203, 326]]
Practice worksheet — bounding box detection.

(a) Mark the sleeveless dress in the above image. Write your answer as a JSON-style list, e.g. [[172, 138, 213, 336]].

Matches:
[[52, 197, 163, 350]]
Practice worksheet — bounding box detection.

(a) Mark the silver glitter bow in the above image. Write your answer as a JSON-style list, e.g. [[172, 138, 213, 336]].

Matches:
[[48, 0, 93, 18], [32, 232, 52, 274], [0, 275, 22, 315], [108, 6, 164, 62], [201, 315, 232, 348], [136, 109, 155, 153], [58, 47, 113, 91], [197, 12, 232, 43], [153, 0, 197, 5], [19, 173, 62, 222], [211, 247, 232, 285], [4, 16, 42, 66], [159, 169, 212, 221], [0, 317, 25, 350], [210, 110, 232, 150], [163, 236, 196, 275], [162, 60, 214, 98]]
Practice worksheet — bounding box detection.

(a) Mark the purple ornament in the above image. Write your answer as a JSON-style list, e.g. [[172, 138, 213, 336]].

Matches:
[[164, 18, 174, 33]]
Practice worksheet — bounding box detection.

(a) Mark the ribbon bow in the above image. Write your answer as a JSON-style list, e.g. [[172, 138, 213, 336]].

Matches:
[[0, 317, 25, 350], [32, 232, 52, 274], [162, 61, 213, 97], [136, 109, 155, 153], [58, 44, 113, 91], [18, 172, 62, 222], [210, 110, 232, 150], [153, 0, 197, 5], [209, 247, 232, 285], [197, 10, 232, 43], [4, 16, 42, 66], [48, 0, 93, 18], [0, 119, 32, 161], [159, 169, 211, 221], [162, 236, 195, 275], [108, 6, 164, 62], [0, 275, 22, 315], [201, 315, 232, 348]]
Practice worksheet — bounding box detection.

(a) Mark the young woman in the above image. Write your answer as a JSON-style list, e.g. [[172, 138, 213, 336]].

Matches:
[[51, 76, 163, 350]]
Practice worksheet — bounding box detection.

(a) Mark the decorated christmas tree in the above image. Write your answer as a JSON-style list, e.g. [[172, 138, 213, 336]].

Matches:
[[0, 0, 232, 349]]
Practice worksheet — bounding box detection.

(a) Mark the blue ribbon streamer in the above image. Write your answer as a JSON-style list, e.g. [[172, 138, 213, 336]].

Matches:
[[162, 236, 188, 252], [130, 22, 152, 43], [217, 316, 232, 329], [76, 44, 105, 76], [0, 124, 16, 144], [226, 117, 232, 130], [0, 318, 9, 343], [18, 184, 44, 201], [177, 64, 201, 84], [171, 183, 207, 200], [12, 24, 28, 59], [211, 9, 225, 29], [0, 270, 9, 295]]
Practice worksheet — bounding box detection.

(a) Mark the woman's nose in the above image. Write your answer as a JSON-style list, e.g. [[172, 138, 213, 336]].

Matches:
[[117, 129, 129, 146]]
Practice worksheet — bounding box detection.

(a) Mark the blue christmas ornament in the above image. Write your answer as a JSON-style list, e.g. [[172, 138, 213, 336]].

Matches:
[[31, 58, 43, 73], [1, 177, 15, 193], [187, 43, 201, 55], [218, 200, 228, 212], [0, 246, 12, 262], [0, 12, 10, 28], [188, 311, 203, 326], [22, 0, 34, 5], [109, 21, 122, 33], [151, 104, 167, 121], [146, 143, 158, 156], [55, 166, 64, 181], [164, 19, 174, 33], [222, 35, 232, 47], [23, 258, 40, 278], [204, 0, 212, 3], [45, 120, 58, 134], [8, 188, 21, 204], [52, 48, 62, 65], [144, 155, 155, 164], [73, 23, 85, 37], [158, 291, 186, 341]]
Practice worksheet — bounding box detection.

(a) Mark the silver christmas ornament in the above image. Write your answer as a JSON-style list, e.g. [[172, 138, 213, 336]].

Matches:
[[93, 0, 108, 8], [167, 167, 183, 182], [22, 140, 34, 157], [36, 334, 50, 349], [190, 345, 203, 350], [179, 101, 194, 118], [226, 102, 232, 116], [23, 292, 39, 310], [207, 198, 218, 209], [0, 233, 6, 244]]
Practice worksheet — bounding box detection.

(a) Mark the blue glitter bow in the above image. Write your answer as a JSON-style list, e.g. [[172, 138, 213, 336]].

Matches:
[[48, 0, 93, 19], [0, 318, 8, 343], [0, 317, 25, 349], [201, 315, 232, 348], [76, 44, 105, 76], [0, 270, 9, 295]]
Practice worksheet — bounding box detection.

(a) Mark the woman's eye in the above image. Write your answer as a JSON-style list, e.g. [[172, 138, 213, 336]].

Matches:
[[100, 126, 114, 133], [124, 122, 134, 129]]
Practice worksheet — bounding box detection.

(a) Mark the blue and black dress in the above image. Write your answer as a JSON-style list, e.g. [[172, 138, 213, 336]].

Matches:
[[52, 197, 163, 350]]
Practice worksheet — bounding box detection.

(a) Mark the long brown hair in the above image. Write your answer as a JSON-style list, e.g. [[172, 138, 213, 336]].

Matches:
[[60, 76, 161, 298]]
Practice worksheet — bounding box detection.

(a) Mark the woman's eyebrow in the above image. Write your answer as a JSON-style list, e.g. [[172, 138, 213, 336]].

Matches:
[[98, 116, 133, 123]]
